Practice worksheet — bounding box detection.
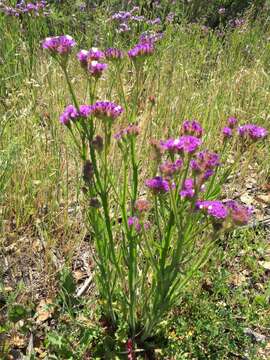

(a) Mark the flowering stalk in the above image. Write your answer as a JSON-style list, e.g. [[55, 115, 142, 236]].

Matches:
[[43, 36, 268, 350]]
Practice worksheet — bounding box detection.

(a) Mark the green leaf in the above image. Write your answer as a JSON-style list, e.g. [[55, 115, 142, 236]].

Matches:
[[8, 304, 28, 323]]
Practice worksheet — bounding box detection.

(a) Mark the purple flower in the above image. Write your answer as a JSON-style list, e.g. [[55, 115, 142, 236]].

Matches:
[[87, 47, 104, 61], [90, 101, 123, 121], [159, 159, 183, 177], [196, 200, 228, 220], [191, 151, 220, 173], [105, 48, 124, 60], [59, 105, 79, 125], [79, 105, 92, 117], [118, 23, 131, 33], [139, 32, 163, 44], [224, 200, 252, 225], [128, 42, 154, 59], [180, 178, 195, 199], [160, 138, 180, 153], [42, 35, 76, 55], [238, 124, 268, 141], [128, 216, 142, 233], [114, 124, 140, 140], [59, 104, 92, 125], [177, 136, 202, 154], [203, 169, 214, 180], [130, 15, 145, 22], [128, 216, 150, 233], [77, 49, 89, 68], [111, 11, 131, 22], [222, 127, 233, 138], [145, 176, 172, 194], [227, 117, 238, 128], [147, 18, 161, 25], [88, 61, 108, 78], [180, 120, 203, 138]]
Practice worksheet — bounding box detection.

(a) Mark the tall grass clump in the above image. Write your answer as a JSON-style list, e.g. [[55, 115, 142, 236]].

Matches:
[[41, 31, 268, 353]]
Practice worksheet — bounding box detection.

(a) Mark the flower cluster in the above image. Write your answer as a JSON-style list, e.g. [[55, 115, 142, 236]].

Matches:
[[105, 48, 124, 61], [191, 151, 220, 173], [59, 105, 91, 125], [88, 61, 108, 78], [180, 178, 195, 199], [42, 35, 76, 55], [77, 48, 105, 67], [77, 48, 107, 77], [145, 176, 172, 194], [196, 200, 252, 225], [196, 200, 228, 220], [238, 124, 268, 141], [128, 42, 155, 59], [90, 101, 123, 121], [1, 0, 49, 17], [59, 102, 123, 125], [159, 159, 183, 177], [114, 124, 140, 141], [161, 136, 202, 154], [139, 31, 164, 44], [222, 117, 238, 139], [128, 216, 151, 233], [111, 6, 163, 34], [180, 120, 203, 138]]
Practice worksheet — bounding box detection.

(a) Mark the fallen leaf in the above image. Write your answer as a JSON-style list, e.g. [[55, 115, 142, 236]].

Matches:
[[259, 261, 270, 270], [254, 194, 270, 206], [10, 333, 26, 348], [73, 270, 87, 282], [240, 194, 253, 205], [35, 299, 54, 323], [229, 273, 246, 286]]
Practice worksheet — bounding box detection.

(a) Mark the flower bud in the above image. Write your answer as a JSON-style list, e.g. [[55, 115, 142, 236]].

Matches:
[[82, 160, 94, 184], [92, 135, 103, 152]]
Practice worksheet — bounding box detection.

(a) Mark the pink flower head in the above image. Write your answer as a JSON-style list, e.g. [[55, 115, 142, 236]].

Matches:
[[177, 136, 202, 154], [180, 120, 203, 138], [160, 138, 181, 154], [128, 216, 150, 233], [90, 101, 123, 121], [191, 150, 220, 174], [105, 48, 124, 60], [114, 124, 140, 141], [77, 49, 89, 68], [42, 35, 76, 55], [87, 47, 105, 61], [145, 176, 172, 194], [59, 105, 78, 125], [135, 199, 151, 213], [180, 178, 195, 199], [224, 200, 252, 225], [222, 127, 233, 138], [227, 117, 238, 128], [59, 104, 92, 125], [128, 42, 154, 59], [238, 124, 268, 141], [159, 159, 183, 177], [88, 61, 108, 78], [196, 200, 228, 220]]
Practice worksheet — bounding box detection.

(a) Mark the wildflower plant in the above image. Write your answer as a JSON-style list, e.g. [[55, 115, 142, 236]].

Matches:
[[43, 35, 268, 351]]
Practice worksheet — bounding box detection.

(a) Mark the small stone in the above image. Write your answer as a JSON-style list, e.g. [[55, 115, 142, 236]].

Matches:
[[244, 328, 266, 343]]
